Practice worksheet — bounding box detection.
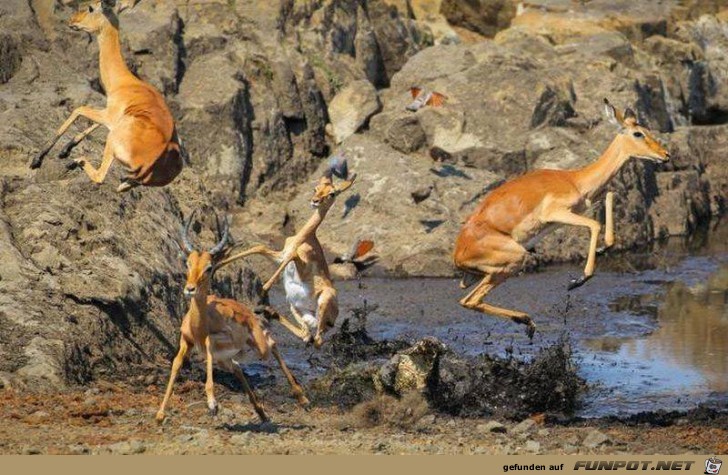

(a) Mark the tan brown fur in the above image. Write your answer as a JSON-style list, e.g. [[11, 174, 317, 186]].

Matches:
[[453, 99, 670, 337], [156, 217, 309, 424], [30, 0, 183, 192], [218, 172, 356, 348]]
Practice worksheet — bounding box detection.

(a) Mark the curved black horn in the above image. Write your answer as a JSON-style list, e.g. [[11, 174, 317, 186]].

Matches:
[[181, 210, 196, 254], [208, 214, 230, 255]]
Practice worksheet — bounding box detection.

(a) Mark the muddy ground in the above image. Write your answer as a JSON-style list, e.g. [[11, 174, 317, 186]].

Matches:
[[1, 379, 727, 455]]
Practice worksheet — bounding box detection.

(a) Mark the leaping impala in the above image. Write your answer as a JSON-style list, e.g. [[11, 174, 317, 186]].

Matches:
[[217, 157, 360, 348], [453, 99, 670, 338], [156, 211, 309, 424], [30, 0, 185, 193]]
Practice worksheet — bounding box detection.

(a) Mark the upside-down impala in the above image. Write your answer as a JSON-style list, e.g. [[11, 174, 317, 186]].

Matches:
[[217, 157, 359, 348], [156, 211, 309, 424], [30, 0, 184, 192], [453, 99, 670, 338]]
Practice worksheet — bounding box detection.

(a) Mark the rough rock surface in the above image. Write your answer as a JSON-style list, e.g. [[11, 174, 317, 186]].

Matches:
[[0, 0, 727, 386]]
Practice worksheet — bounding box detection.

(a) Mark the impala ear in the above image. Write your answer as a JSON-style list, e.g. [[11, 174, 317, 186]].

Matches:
[[117, 0, 139, 13], [334, 173, 357, 194], [623, 107, 638, 126], [603, 98, 624, 127], [410, 86, 422, 99], [101, 0, 117, 12]]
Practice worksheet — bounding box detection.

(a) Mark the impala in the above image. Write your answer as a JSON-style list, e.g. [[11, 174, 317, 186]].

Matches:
[[217, 157, 358, 348], [453, 99, 670, 338], [30, 0, 184, 192], [156, 211, 309, 424]]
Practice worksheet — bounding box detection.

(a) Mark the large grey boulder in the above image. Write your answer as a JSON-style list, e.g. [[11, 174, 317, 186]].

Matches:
[[328, 79, 382, 144]]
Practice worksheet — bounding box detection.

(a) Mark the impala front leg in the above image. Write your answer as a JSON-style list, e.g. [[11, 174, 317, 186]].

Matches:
[[58, 123, 101, 159], [216, 244, 281, 269], [262, 254, 295, 293], [547, 209, 601, 290], [597, 191, 614, 255], [156, 337, 189, 423], [30, 106, 107, 169], [204, 336, 218, 416]]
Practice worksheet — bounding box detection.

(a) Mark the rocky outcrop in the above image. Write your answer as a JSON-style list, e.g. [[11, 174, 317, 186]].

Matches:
[[327, 79, 382, 143], [440, 0, 516, 38]]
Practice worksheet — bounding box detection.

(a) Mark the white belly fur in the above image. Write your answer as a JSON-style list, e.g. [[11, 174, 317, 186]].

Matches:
[[283, 261, 318, 329]]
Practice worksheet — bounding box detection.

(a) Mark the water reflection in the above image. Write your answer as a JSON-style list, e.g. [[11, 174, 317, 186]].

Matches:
[[585, 264, 728, 397]]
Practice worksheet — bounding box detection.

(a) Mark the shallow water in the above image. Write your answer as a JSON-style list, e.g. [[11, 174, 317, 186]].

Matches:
[[268, 226, 728, 418]]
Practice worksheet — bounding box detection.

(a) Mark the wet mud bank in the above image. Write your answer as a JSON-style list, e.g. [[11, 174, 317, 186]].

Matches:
[[269, 224, 728, 421]]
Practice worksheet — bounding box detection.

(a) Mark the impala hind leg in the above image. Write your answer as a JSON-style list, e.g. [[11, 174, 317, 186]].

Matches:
[[156, 337, 189, 423], [456, 233, 534, 337], [223, 361, 270, 423], [314, 288, 338, 348], [460, 273, 536, 339], [72, 139, 115, 185], [270, 344, 310, 407]]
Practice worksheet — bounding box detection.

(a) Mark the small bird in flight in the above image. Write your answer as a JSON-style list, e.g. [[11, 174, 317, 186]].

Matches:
[[406, 87, 447, 112], [333, 238, 376, 272]]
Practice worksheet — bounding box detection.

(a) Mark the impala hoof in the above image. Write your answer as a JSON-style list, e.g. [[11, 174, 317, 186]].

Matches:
[[526, 323, 536, 340], [58, 141, 75, 159], [567, 274, 592, 291], [208, 401, 219, 417], [596, 246, 610, 256], [30, 151, 48, 169], [155, 411, 166, 424]]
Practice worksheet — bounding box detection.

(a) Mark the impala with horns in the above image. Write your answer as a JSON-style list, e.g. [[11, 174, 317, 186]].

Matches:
[[453, 99, 670, 338], [156, 211, 309, 424], [217, 156, 360, 348], [30, 0, 185, 192]]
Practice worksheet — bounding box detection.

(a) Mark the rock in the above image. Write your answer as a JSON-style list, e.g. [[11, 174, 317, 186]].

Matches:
[[327, 80, 382, 144], [512, 418, 537, 435], [525, 440, 541, 453], [477, 421, 507, 434], [22, 446, 42, 455], [440, 0, 516, 38], [417, 414, 437, 426], [230, 433, 253, 445], [0, 34, 21, 84], [582, 429, 612, 448], [107, 440, 146, 455], [177, 51, 251, 201], [649, 170, 710, 238], [120, 1, 183, 94], [384, 114, 427, 153], [67, 444, 90, 455], [379, 337, 446, 395]]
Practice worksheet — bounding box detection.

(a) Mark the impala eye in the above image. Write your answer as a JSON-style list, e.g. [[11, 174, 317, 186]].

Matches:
[[633, 131, 644, 138], [88, 5, 94, 12], [204, 265, 213, 273]]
